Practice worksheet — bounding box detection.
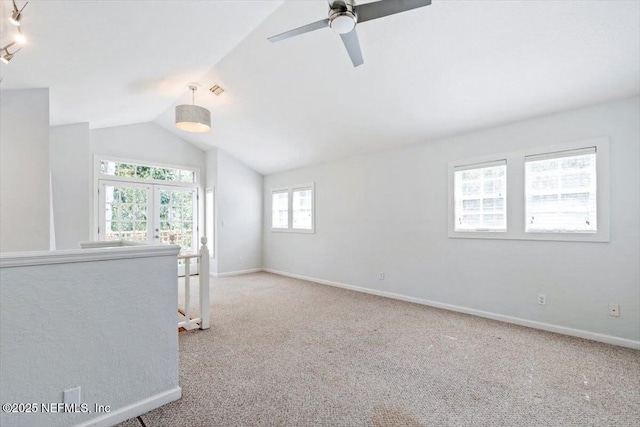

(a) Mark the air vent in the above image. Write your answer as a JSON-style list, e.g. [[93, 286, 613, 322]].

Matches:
[[209, 84, 225, 96]]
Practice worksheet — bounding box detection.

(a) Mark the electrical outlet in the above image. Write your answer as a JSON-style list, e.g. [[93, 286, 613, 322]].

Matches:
[[609, 304, 620, 317], [378, 272, 385, 280], [63, 387, 81, 405], [538, 294, 547, 305]]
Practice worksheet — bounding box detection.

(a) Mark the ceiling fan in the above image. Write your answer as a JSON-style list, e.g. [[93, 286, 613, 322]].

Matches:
[[268, 0, 432, 67]]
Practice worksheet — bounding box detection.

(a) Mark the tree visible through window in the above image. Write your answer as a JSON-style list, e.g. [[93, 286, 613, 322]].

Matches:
[[100, 160, 194, 183], [104, 184, 150, 242], [98, 158, 198, 253]]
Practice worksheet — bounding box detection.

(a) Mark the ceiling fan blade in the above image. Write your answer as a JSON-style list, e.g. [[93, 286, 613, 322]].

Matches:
[[268, 19, 330, 43], [340, 29, 364, 67], [355, 0, 431, 24]]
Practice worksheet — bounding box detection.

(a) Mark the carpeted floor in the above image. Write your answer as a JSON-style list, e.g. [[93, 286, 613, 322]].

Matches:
[[119, 272, 640, 427]]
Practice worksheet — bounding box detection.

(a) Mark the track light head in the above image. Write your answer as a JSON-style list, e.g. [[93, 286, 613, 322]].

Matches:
[[1, 41, 16, 52], [8, 1, 28, 26], [9, 11, 21, 26], [1, 43, 20, 64]]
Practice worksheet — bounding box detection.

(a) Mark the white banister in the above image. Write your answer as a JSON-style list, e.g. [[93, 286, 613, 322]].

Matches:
[[172, 235, 210, 331], [184, 257, 191, 322], [199, 237, 210, 330]]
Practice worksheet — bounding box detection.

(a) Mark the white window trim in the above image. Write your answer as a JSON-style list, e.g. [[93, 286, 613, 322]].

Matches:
[[448, 137, 610, 242], [92, 155, 201, 241], [270, 183, 315, 234], [454, 159, 507, 232], [94, 155, 199, 188]]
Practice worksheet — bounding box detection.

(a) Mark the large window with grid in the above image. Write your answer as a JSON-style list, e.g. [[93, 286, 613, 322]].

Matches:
[[454, 160, 507, 232], [271, 184, 314, 233], [448, 138, 608, 242], [271, 190, 289, 229], [525, 147, 597, 233], [96, 157, 199, 253]]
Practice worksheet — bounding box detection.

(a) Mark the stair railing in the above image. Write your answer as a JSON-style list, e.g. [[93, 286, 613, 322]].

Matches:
[[171, 235, 210, 330]]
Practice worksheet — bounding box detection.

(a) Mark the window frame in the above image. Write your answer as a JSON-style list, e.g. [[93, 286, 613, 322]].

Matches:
[[453, 159, 508, 233], [271, 189, 290, 230], [92, 155, 200, 242], [95, 156, 198, 187], [448, 137, 609, 242], [524, 147, 597, 234], [270, 183, 315, 234]]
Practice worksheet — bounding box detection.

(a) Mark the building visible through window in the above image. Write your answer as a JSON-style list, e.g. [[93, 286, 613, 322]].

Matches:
[[525, 147, 596, 233], [454, 160, 507, 232]]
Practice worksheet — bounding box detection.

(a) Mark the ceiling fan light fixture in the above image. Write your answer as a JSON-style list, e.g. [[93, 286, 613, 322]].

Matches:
[[268, 0, 432, 68], [329, 12, 357, 34], [175, 84, 211, 133]]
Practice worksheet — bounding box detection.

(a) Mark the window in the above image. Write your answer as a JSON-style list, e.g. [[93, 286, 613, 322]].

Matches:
[[99, 160, 195, 183], [271, 191, 289, 229], [293, 188, 313, 229], [95, 156, 199, 253], [454, 160, 506, 232], [206, 188, 215, 258], [525, 147, 597, 233], [271, 184, 314, 233], [448, 137, 609, 242]]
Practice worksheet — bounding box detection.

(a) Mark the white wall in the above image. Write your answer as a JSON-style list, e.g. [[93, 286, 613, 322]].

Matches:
[[205, 149, 218, 274], [0, 245, 181, 427], [91, 122, 205, 170], [50, 123, 91, 249], [0, 89, 51, 252], [263, 96, 640, 345], [216, 149, 263, 275]]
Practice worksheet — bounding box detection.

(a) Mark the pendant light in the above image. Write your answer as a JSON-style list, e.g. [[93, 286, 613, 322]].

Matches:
[[175, 83, 211, 133]]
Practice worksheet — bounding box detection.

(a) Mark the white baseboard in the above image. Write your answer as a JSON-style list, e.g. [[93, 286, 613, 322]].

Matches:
[[212, 268, 263, 278], [264, 268, 640, 350], [77, 387, 181, 427]]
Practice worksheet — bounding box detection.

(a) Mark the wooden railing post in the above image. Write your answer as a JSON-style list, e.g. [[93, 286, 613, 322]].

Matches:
[[199, 237, 210, 330]]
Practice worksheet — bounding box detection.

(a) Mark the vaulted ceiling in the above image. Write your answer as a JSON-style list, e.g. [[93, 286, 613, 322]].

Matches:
[[1, 0, 639, 175]]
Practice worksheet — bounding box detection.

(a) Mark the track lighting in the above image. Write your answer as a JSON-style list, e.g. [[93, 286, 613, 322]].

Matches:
[[14, 27, 26, 45], [9, 0, 28, 26], [2, 1, 28, 64], [1, 42, 20, 64], [1, 52, 14, 64]]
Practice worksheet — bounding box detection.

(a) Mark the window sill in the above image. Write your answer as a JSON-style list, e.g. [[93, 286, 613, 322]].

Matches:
[[448, 230, 608, 243], [271, 228, 315, 234]]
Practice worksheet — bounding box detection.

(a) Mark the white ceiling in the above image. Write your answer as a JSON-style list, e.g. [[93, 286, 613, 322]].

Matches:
[[2, 1, 639, 175], [0, 0, 284, 127]]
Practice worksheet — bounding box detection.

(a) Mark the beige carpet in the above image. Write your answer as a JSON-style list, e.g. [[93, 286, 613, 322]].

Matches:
[[119, 272, 639, 427]]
